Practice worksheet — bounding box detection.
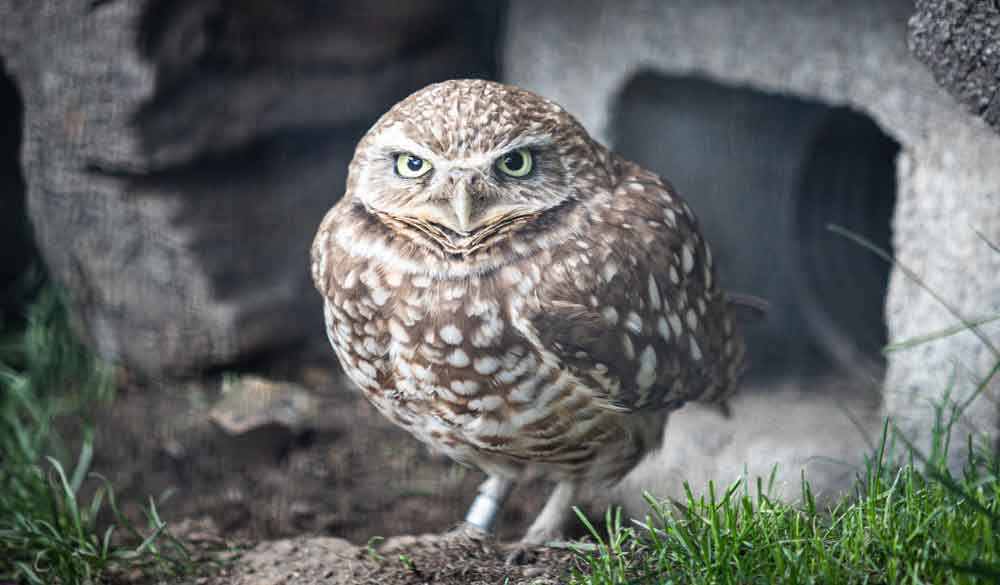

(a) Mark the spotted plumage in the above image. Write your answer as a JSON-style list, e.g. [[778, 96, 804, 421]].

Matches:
[[311, 79, 745, 546]]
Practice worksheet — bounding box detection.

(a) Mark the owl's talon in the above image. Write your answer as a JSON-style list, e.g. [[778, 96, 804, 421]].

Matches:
[[446, 521, 491, 542], [503, 542, 538, 566]]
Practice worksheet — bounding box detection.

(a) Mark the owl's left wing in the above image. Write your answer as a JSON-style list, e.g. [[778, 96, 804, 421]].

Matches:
[[528, 169, 744, 413]]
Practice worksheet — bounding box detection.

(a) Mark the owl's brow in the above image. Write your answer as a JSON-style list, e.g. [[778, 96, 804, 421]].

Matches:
[[502, 134, 553, 152], [376, 125, 554, 165], [372, 125, 435, 158], [439, 137, 551, 168]]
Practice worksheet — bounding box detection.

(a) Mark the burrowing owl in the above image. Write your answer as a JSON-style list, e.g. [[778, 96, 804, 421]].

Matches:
[[312, 79, 745, 549]]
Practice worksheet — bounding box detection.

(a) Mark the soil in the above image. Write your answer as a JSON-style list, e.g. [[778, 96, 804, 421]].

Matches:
[[72, 337, 882, 585], [80, 338, 583, 584], [205, 534, 581, 585]]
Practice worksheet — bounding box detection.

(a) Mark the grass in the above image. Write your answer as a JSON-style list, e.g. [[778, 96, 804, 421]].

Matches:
[[570, 425, 999, 584], [570, 227, 1000, 584], [0, 288, 196, 584]]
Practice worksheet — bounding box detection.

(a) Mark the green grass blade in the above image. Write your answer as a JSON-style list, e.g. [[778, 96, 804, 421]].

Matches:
[[828, 223, 999, 358]]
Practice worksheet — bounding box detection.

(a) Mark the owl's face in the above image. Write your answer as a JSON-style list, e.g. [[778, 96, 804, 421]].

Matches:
[[347, 80, 604, 239]]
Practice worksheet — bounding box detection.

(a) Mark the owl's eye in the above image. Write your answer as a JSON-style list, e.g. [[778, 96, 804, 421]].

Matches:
[[395, 153, 432, 178], [496, 148, 533, 178]]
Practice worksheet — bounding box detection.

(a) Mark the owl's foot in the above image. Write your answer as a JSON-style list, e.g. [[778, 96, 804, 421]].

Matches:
[[503, 541, 539, 565], [505, 481, 578, 565], [445, 521, 491, 542]]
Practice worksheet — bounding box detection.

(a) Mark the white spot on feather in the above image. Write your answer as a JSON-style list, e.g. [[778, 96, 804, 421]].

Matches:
[[412, 363, 436, 382], [450, 380, 481, 395], [648, 275, 661, 310], [686, 309, 699, 330], [447, 348, 470, 368], [636, 346, 657, 389], [690, 337, 703, 361], [668, 313, 683, 336], [370, 288, 391, 307], [657, 316, 671, 342], [440, 325, 463, 346], [474, 356, 501, 375], [622, 334, 635, 360], [469, 395, 504, 412], [682, 244, 695, 274], [602, 262, 618, 282], [625, 311, 643, 335], [385, 272, 403, 287], [388, 320, 410, 343]]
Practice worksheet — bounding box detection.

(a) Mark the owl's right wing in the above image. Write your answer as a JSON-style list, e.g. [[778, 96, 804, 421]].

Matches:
[[528, 169, 745, 413], [311, 200, 397, 394]]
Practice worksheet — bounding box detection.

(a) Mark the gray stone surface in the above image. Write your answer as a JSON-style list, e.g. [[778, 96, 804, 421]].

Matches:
[[504, 0, 1000, 494], [606, 380, 882, 512], [909, 0, 1000, 134], [0, 1, 499, 374]]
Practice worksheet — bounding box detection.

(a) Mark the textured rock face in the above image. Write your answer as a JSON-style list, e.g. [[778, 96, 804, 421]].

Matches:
[[0, 1, 499, 374], [503, 0, 1000, 495], [909, 0, 1000, 134]]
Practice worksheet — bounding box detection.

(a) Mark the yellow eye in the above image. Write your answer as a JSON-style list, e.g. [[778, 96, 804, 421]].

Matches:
[[395, 153, 432, 178], [496, 148, 533, 178]]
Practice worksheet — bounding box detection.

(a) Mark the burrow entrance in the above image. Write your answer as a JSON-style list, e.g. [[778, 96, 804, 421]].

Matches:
[[613, 72, 899, 386]]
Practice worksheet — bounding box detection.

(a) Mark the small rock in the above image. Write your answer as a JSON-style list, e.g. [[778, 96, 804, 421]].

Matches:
[[210, 376, 318, 435], [300, 365, 334, 390]]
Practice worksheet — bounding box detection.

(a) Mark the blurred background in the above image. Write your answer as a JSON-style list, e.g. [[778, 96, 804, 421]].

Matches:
[[1, 0, 998, 569]]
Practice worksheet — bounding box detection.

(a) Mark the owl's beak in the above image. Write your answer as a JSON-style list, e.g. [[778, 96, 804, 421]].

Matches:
[[449, 170, 479, 233], [451, 189, 473, 233]]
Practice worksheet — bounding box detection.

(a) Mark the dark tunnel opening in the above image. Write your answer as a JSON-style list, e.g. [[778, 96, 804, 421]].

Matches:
[[612, 72, 899, 386], [0, 58, 35, 325]]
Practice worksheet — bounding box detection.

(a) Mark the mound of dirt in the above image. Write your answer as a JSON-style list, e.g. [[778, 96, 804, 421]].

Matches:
[[208, 534, 580, 585]]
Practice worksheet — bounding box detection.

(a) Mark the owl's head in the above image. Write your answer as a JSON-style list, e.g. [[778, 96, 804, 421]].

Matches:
[[347, 79, 606, 238]]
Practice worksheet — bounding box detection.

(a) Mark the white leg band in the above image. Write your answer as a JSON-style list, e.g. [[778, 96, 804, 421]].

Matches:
[[463, 475, 514, 533], [464, 492, 504, 532]]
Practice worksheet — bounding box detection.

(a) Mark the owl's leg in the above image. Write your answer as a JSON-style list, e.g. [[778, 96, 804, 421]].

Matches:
[[505, 480, 578, 565], [522, 480, 578, 544], [461, 474, 514, 535]]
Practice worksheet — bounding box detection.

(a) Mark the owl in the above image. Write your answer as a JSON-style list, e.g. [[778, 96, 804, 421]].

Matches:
[[311, 79, 745, 554]]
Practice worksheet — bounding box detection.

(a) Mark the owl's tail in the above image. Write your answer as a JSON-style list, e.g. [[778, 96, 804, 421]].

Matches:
[[724, 292, 770, 321], [696, 292, 769, 419]]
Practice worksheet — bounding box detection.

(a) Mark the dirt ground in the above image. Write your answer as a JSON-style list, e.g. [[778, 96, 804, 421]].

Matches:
[[75, 335, 882, 584], [81, 338, 583, 584], [204, 534, 581, 585]]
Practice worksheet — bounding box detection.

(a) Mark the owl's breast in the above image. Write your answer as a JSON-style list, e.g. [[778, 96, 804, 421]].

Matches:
[[320, 245, 651, 480]]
